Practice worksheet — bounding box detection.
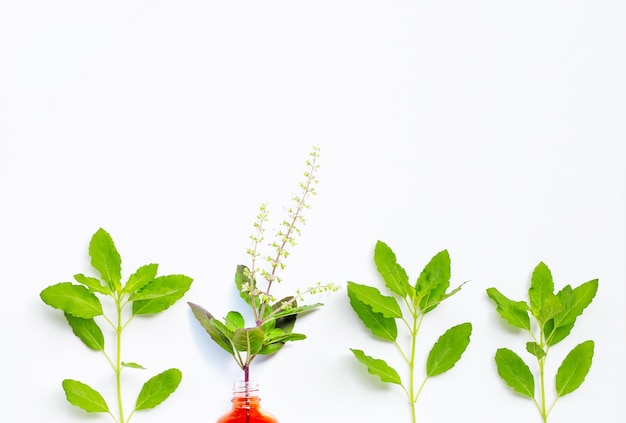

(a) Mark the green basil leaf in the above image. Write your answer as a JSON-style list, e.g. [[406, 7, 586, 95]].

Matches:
[[89, 228, 122, 291], [40, 282, 103, 318], [486, 287, 530, 330], [529, 261, 554, 318], [440, 280, 468, 303], [234, 265, 260, 309], [525, 342, 546, 359], [65, 313, 104, 351], [73, 273, 109, 295], [537, 295, 563, 325], [494, 348, 535, 399], [416, 250, 451, 313], [124, 263, 158, 295], [350, 348, 402, 385], [426, 322, 472, 377], [232, 327, 264, 355], [270, 302, 323, 322], [122, 362, 146, 369], [258, 342, 284, 355], [264, 330, 306, 344], [135, 368, 182, 410], [373, 240, 410, 297], [347, 281, 402, 318], [544, 320, 574, 346], [225, 311, 245, 331], [258, 331, 306, 355], [556, 340, 594, 397], [62, 379, 109, 413], [272, 296, 298, 333], [187, 302, 234, 354], [347, 286, 397, 342], [552, 279, 598, 329], [131, 274, 193, 315]]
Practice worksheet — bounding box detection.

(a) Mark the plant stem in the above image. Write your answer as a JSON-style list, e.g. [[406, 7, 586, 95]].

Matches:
[[407, 308, 425, 423], [115, 296, 125, 423], [408, 314, 418, 423], [538, 327, 548, 423], [539, 356, 547, 423]]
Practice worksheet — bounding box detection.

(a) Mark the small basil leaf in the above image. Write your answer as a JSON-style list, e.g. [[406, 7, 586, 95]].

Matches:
[[350, 348, 402, 385], [62, 379, 109, 413]]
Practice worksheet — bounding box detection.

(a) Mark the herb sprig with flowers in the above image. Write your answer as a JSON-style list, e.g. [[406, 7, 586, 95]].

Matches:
[[188, 146, 338, 382]]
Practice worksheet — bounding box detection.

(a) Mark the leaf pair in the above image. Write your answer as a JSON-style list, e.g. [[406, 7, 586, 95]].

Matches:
[[487, 261, 598, 422], [349, 322, 472, 384], [348, 241, 471, 422], [40, 228, 193, 422], [495, 340, 594, 401], [373, 241, 460, 313], [63, 368, 182, 414]]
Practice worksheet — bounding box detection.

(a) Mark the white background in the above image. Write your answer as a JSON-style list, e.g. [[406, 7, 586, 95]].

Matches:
[[1, 1, 625, 422]]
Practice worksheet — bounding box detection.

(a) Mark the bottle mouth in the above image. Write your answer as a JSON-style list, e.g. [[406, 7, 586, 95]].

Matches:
[[233, 380, 260, 398]]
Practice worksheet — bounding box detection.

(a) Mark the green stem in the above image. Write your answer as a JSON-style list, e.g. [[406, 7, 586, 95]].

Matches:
[[407, 312, 424, 423], [537, 326, 548, 423], [116, 296, 125, 423], [539, 356, 546, 422]]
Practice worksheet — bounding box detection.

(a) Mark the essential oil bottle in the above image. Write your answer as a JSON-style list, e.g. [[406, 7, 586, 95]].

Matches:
[[216, 380, 278, 423]]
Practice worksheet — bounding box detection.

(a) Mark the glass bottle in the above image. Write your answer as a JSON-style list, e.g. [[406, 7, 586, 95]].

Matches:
[[216, 380, 279, 423]]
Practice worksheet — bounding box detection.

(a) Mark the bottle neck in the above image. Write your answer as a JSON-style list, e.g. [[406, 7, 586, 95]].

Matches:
[[232, 380, 261, 409]]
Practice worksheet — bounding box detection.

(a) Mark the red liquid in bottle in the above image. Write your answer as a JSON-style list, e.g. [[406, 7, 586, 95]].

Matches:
[[216, 381, 278, 423]]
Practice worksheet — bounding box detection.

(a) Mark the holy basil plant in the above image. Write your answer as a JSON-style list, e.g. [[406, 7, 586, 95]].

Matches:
[[188, 146, 337, 382], [486, 262, 598, 423], [347, 241, 472, 423], [40, 228, 193, 423]]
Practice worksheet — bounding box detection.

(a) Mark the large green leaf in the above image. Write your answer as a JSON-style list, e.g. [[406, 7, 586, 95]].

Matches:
[[258, 330, 306, 355], [552, 280, 598, 328], [62, 379, 109, 413], [232, 327, 264, 355], [416, 250, 451, 313], [263, 329, 306, 344], [131, 274, 193, 315], [347, 285, 397, 342], [486, 287, 530, 330], [89, 228, 122, 291], [40, 282, 103, 318], [187, 302, 234, 354], [528, 261, 554, 318], [350, 348, 402, 385], [65, 314, 104, 351], [545, 279, 598, 346], [347, 281, 402, 318], [373, 241, 410, 297], [124, 263, 158, 295], [494, 348, 535, 399], [426, 322, 472, 377], [556, 340, 594, 397], [135, 368, 182, 410]]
